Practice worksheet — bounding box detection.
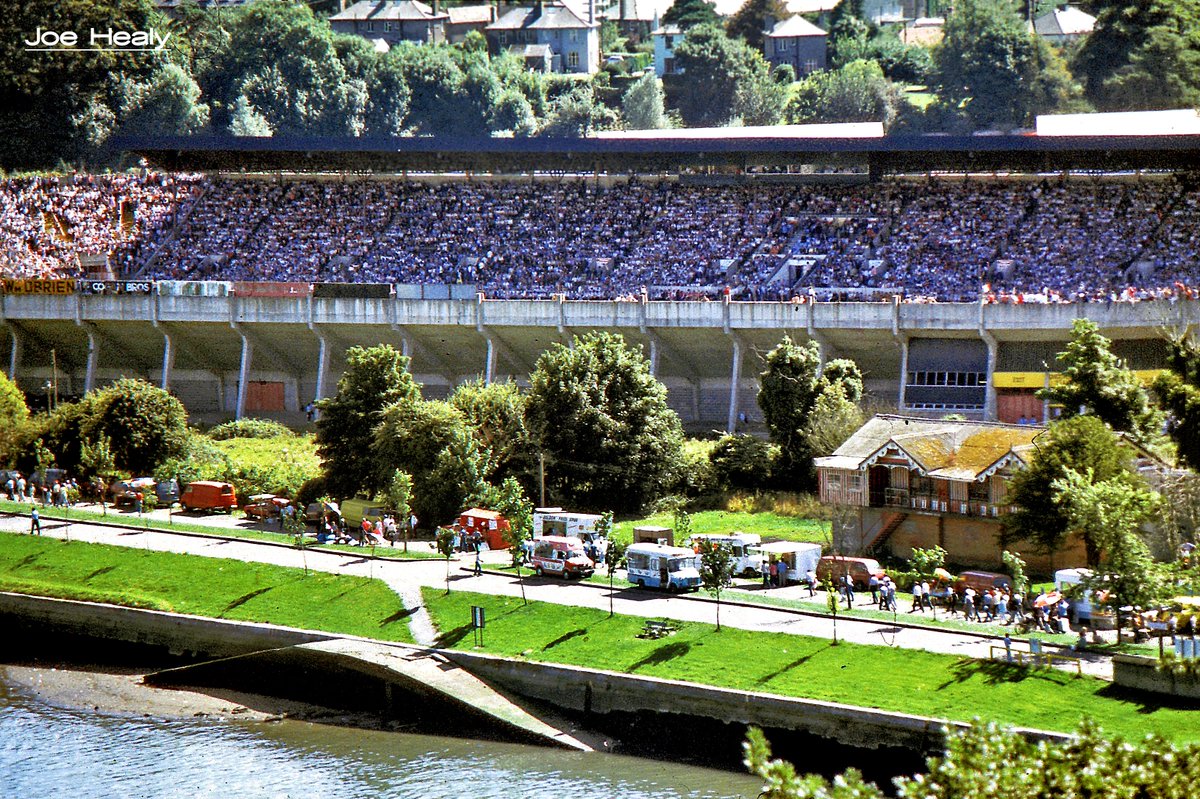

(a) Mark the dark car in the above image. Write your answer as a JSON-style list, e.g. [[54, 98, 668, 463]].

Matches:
[[109, 477, 156, 507], [244, 494, 290, 520], [30, 468, 67, 490], [155, 478, 180, 505]]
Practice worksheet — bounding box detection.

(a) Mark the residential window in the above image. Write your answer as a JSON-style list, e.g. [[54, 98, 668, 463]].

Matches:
[[664, 35, 674, 48], [366, 21, 375, 31], [384, 21, 393, 32], [804, 58, 818, 73], [571, 29, 579, 42], [777, 39, 789, 51], [499, 31, 508, 44], [568, 51, 579, 68]]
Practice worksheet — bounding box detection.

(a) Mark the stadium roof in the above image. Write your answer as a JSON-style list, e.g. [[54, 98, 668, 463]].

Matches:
[[119, 131, 1200, 175]]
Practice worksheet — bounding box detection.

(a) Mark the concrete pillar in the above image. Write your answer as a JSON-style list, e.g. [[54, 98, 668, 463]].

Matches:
[[1042, 373, 1050, 424], [692, 382, 701, 423], [83, 326, 98, 395], [484, 334, 496, 385], [235, 331, 253, 420], [981, 330, 998, 421], [312, 327, 330, 420], [648, 335, 660, 377], [897, 334, 909, 412], [159, 329, 175, 392], [727, 335, 742, 433], [5, 324, 20, 380], [287, 377, 300, 413]]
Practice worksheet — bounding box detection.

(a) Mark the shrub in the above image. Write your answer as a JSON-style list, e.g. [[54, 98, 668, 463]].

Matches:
[[710, 434, 775, 490], [296, 475, 329, 509], [208, 418, 295, 441]]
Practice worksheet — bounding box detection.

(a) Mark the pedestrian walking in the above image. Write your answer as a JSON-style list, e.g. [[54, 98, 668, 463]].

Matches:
[[842, 574, 854, 608], [473, 545, 483, 576], [806, 568, 817, 597], [868, 573, 880, 605], [762, 560, 772, 588], [29, 506, 41, 535], [909, 580, 925, 613]]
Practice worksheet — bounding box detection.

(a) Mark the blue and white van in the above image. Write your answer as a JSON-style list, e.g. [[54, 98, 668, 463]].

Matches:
[[688, 532, 763, 577], [625, 543, 701, 592]]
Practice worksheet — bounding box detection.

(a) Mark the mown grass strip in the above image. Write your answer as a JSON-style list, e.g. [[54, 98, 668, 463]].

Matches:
[[613, 511, 829, 544], [0, 499, 443, 560], [421, 588, 1199, 743], [0, 533, 414, 643]]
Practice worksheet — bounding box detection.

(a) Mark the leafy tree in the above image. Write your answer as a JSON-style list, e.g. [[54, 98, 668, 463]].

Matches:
[[930, 0, 1081, 129], [758, 337, 861, 490], [228, 94, 273, 136], [1073, 0, 1200, 112], [663, 0, 720, 30], [710, 434, 775, 490], [1054, 467, 1162, 620], [436, 526, 456, 593], [868, 33, 933, 84], [396, 45, 482, 135], [373, 398, 478, 526], [1153, 334, 1200, 471], [450, 380, 533, 486], [208, 0, 367, 135], [1001, 549, 1028, 595], [827, 0, 872, 68], [1003, 416, 1141, 565], [316, 345, 420, 501], [604, 535, 628, 617], [909, 544, 946, 581], [0, 370, 29, 466], [118, 63, 210, 136], [384, 469, 414, 552], [1038, 319, 1162, 443], [725, 0, 790, 51], [622, 73, 668, 130], [540, 84, 618, 136], [524, 332, 684, 513], [787, 60, 904, 128], [362, 49, 412, 137], [697, 538, 734, 630], [600, 20, 628, 53], [491, 88, 538, 135], [85, 379, 188, 474], [802, 382, 864, 459], [745, 718, 1200, 799], [673, 508, 694, 543], [672, 25, 785, 127]]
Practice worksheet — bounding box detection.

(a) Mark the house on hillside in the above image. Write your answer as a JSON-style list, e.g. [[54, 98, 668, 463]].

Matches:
[[651, 24, 681, 76], [446, 5, 497, 43], [815, 415, 1085, 571], [763, 16, 827, 77], [330, 0, 449, 46], [1032, 5, 1095, 44], [486, 0, 600, 74]]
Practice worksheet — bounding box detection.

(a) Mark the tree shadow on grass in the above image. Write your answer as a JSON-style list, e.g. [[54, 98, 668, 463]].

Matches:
[[436, 623, 473, 648], [224, 586, 273, 612], [543, 628, 587, 651], [755, 645, 829, 686], [84, 565, 117, 581], [629, 641, 692, 672], [1095, 683, 1200, 714], [937, 658, 1072, 690], [12, 553, 43, 570], [379, 606, 418, 627]]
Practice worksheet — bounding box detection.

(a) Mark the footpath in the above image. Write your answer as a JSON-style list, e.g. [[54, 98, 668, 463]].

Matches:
[[0, 511, 1114, 680]]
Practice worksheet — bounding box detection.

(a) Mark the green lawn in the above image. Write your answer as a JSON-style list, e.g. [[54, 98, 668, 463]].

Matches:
[[613, 511, 828, 545], [0, 533, 414, 642], [421, 589, 1200, 743]]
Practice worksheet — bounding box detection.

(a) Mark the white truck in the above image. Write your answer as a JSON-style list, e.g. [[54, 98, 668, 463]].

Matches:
[[527, 508, 607, 560], [687, 532, 763, 577], [750, 541, 823, 584]]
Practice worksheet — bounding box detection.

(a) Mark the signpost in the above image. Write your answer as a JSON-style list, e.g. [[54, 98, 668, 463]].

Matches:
[[471, 605, 486, 648]]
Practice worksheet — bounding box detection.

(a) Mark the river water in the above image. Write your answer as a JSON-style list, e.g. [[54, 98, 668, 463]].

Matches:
[[0, 676, 763, 799]]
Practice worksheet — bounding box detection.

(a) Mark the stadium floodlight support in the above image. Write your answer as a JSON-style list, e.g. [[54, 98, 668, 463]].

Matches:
[[151, 314, 175, 392], [308, 321, 330, 421]]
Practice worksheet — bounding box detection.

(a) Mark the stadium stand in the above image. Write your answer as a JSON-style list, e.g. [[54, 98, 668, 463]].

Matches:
[[2, 173, 1198, 302]]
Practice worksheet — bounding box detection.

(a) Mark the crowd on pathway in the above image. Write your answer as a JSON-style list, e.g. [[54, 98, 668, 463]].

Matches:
[[3, 173, 1199, 302]]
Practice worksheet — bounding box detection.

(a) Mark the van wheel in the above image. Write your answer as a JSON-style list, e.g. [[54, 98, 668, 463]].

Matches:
[[636, 579, 645, 589], [535, 566, 543, 577], [666, 583, 677, 594]]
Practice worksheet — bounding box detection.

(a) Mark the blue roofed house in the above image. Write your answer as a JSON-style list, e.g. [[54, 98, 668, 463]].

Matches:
[[487, 0, 600, 74], [329, 0, 450, 46], [763, 15, 827, 77]]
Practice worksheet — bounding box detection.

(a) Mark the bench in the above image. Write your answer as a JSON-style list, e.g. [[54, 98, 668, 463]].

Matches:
[[639, 620, 674, 639]]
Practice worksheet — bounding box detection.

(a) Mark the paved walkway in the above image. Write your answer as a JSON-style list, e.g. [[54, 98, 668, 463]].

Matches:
[[0, 512, 1113, 679]]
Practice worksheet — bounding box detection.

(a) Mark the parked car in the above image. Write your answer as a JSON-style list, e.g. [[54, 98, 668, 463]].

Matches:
[[109, 477, 156, 507], [179, 480, 238, 513], [243, 494, 291, 520], [816, 556, 885, 591], [155, 478, 180, 505], [30, 468, 67, 490], [956, 570, 1011, 595]]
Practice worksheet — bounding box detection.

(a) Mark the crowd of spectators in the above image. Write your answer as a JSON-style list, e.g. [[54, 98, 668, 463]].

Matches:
[[0, 173, 201, 279], [2, 173, 1198, 303]]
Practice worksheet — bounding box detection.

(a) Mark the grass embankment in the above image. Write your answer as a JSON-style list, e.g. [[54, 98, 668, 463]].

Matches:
[[613, 511, 829, 544], [421, 589, 1200, 743], [0, 533, 414, 643]]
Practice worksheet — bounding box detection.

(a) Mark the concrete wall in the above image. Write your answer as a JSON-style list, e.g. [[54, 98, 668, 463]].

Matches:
[[1112, 654, 1200, 700]]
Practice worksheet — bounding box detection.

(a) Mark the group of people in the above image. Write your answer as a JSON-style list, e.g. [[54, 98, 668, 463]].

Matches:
[[5, 172, 1200, 304], [4, 472, 78, 509]]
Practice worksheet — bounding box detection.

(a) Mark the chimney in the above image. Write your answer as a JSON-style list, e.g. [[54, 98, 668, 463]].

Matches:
[[620, 0, 628, 22], [431, 0, 439, 14], [588, 0, 595, 25]]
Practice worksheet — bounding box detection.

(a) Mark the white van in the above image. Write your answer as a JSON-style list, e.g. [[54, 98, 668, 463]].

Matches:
[[751, 542, 823, 584], [529, 536, 595, 579], [530, 508, 607, 559], [1055, 568, 1115, 629], [625, 543, 701, 592], [687, 532, 763, 577]]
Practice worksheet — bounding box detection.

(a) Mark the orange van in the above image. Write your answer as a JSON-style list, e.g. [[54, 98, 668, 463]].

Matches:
[[817, 556, 885, 591], [180, 480, 238, 513]]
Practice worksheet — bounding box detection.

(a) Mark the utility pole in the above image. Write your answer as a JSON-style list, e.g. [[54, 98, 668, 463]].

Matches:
[[539, 453, 546, 507]]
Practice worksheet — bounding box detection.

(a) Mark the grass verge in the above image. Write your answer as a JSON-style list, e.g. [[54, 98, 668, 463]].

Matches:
[[613, 510, 829, 544], [0, 533, 414, 643], [421, 588, 1200, 743]]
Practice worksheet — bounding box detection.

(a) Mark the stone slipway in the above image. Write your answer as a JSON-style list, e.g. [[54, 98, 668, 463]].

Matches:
[[144, 638, 598, 752]]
